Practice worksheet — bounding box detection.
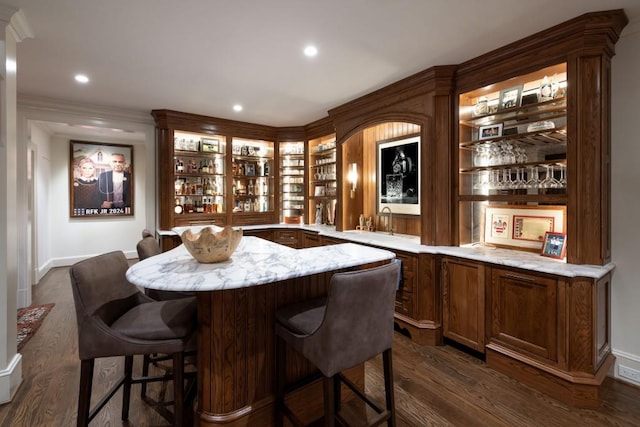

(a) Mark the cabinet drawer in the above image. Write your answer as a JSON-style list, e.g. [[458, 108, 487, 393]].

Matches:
[[243, 229, 274, 241], [395, 291, 414, 317], [274, 230, 299, 248], [395, 251, 417, 293]]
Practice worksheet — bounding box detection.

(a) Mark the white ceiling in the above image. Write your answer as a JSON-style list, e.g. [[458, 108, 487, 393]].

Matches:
[[6, 0, 640, 135]]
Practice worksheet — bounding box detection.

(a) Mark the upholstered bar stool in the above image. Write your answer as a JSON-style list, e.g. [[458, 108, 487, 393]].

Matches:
[[136, 229, 195, 301], [275, 261, 400, 427], [136, 229, 197, 401], [69, 250, 197, 427]]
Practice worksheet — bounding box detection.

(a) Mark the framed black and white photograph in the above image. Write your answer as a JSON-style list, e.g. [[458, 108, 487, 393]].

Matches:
[[498, 85, 523, 110], [377, 135, 420, 215], [70, 140, 134, 218], [479, 123, 503, 140]]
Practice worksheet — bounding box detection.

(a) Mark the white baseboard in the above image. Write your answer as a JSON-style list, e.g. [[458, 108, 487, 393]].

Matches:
[[37, 250, 138, 277], [0, 354, 23, 404]]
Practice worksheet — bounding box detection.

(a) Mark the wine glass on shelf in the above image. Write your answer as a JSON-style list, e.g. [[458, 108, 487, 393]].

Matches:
[[527, 166, 540, 189], [541, 165, 561, 189], [558, 164, 567, 188]]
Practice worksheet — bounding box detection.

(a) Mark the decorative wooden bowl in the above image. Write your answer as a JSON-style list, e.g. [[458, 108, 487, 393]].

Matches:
[[181, 225, 243, 263]]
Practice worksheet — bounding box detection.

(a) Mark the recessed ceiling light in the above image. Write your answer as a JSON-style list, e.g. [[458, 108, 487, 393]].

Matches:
[[304, 45, 318, 57], [233, 104, 243, 112], [74, 74, 89, 84]]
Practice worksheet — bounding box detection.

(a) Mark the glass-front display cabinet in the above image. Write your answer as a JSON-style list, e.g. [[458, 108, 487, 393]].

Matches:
[[458, 63, 568, 253], [308, 134, 337, 225], [231, 137, 274, 222], [172, 131, 227, 225], [279, 141, 305, 224]]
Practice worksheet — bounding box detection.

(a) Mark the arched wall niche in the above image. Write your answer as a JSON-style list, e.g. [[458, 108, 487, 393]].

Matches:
[[328, 65, 456, 243], [337, 116, 427, 236]]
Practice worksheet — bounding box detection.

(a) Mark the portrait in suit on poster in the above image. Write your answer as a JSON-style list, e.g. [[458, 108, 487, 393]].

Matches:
[[70, 140, 134, 218]]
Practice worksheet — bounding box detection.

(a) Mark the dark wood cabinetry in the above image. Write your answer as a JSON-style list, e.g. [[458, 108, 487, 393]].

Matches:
[[442, 257, 485, 352], [273, 229, 300, 248], [455, 10, 627, 265], [301, 230, 322, 248], [484, 266, 612, 408], [488, 268, 558, 362]]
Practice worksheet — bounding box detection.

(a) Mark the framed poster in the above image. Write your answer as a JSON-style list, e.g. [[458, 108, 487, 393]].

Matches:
[[483, 205, 565, 251], [377, 135, 420, 215], [70, 140, 134, 218]]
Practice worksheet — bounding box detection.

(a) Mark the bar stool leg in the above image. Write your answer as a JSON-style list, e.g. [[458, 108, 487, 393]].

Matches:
[[122, 355, 133, 420], [383, 349, 396, 427], [77, 359, 94, 427], [173, 352, 185, 427], [323, 376, 336, 427], [275, 336, 286, 427]]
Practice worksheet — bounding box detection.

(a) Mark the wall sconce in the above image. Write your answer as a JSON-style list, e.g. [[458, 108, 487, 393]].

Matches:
[[347, 163, 358, 199]]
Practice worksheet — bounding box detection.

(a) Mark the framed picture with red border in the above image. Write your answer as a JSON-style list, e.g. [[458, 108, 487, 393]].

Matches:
[[541, 232, 567, 259]]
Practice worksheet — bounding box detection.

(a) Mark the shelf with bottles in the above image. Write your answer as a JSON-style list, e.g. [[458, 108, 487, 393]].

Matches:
[[171, 131, 227, 217], [280, 141, 305, 223], [231, 138, 274, 215], [459, 63, 568, 199]]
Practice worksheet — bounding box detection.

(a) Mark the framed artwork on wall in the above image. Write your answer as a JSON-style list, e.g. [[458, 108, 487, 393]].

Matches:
[[377, 135, 420, 215], [483, 205, 565, 251], [70, 140, 134, 218]]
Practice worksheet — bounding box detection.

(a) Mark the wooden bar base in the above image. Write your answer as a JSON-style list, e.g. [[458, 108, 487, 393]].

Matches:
[[195, 269, 368, 427]]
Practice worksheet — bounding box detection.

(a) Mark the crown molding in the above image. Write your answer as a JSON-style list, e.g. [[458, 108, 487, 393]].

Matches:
[[18, 94, 154, 127]]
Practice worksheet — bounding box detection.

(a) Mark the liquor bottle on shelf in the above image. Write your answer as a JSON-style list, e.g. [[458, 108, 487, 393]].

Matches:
[[204, 178, 213, 195], [176, 157, 184, 173], [263, 161, 270, 176]]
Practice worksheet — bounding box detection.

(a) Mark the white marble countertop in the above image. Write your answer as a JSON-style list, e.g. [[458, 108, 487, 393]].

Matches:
[[159, 224, 615, 280], [126, 235, 395, 292]]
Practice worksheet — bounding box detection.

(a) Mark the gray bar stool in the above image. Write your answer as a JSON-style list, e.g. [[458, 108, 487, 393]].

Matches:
[[69, 250, 197, 427], [275, 260, 400, 427], [136, 229, 197, 402]]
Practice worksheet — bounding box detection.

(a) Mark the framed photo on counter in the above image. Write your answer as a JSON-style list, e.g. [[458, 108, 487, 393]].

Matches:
[[541, 232, 567, 259]]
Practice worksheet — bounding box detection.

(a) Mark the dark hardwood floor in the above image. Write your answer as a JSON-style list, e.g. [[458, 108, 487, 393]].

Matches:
[[2, 265, 640, 426]]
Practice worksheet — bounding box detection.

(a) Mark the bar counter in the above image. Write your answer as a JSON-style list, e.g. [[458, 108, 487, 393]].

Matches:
[[127, 236, 395, 426]]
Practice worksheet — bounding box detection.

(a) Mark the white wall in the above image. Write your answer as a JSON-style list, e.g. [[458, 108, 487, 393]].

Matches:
[[17, 98, 156, 277], [47, 133, 149, 265], [30, 124, 51, 280], [611, 21, 640, 383]]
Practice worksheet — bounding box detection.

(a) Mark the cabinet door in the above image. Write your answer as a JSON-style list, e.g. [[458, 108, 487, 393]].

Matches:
[[442, 257, 485, 352], [301, 231, 321, 248], [490, 268, 558, 362]]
